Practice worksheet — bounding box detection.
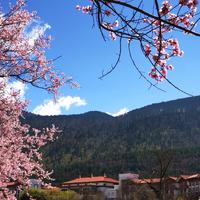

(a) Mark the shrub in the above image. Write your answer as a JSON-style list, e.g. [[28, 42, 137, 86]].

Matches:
[[19, 188, 80, 200]]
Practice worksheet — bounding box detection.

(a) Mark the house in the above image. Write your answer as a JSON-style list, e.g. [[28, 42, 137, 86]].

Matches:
[[62, 173, 200, 199], [29, 179, 42, 189], [165, 174, 200, 200], [119, 173, 200, 200], [62, 175, 119, 200]]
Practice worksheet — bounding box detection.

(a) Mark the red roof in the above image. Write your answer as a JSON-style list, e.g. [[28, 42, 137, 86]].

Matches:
[[132, 178, 161, 184], [63, 176, 119, 185], [168, 176, 177, 181], [131, 174, 200, 185], [179, 174, 200, 180]]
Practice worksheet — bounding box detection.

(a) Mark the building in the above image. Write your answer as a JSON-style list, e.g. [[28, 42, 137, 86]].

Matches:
[[165, 174, 200, 200], [62, 173, 200, 200], [62, 176, 119, 200], [29, 179, 42, 189], [120, 173, 200, 200]]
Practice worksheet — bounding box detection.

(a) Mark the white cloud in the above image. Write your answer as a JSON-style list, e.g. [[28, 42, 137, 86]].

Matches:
[[33, 96, 87, 116], [107, 107, 129, 117], [0, 78, 27, 99], [27, 23, 51, 46], [7, 81, 27, 98]]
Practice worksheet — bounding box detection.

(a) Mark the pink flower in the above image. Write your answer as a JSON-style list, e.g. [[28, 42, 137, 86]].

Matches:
[[82, 6, 92, 14], [105, 10, 112, 16], [109, 31, 117, 40], [76, 5, 81, 11], [145, 44, 151, 56]]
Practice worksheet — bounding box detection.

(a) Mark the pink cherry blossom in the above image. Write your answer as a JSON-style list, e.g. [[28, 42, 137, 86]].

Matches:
[[145, 44, 151, 56], [0, 1, 75, 199]]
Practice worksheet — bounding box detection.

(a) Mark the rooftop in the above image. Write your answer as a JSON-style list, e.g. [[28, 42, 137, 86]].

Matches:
[[131, 174, 200, 185], [62, 176, 119, 185]]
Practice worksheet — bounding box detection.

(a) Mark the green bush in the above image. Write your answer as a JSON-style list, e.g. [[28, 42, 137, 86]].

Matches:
[[19, 188, 80, 200]]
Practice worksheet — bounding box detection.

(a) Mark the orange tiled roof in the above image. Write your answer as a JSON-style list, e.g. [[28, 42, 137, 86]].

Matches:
[[132, 174, 200, 185], [142, 178, 161, 184], [132, 178, 161, 184], [63, 176, 119, 185], [166, 175, 200, 182], [168, 176, 177, 181], [179, 174, 200, 180], [180, 175, 190, 179]]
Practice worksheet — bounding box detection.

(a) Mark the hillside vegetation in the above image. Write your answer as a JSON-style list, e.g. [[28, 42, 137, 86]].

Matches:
[[23, 96, 200, 183]]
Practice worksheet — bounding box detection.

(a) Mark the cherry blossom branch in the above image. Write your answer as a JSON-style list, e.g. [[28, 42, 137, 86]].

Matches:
[[128, 42, 166, 92], [98, 0, 200, 36], [99, 37, 122, 79], [77, 0, 199, 95]]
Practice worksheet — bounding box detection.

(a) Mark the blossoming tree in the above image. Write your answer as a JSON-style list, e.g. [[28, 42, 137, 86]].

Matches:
[[0, 0, 74, 199], [77, 0, 199, 95]]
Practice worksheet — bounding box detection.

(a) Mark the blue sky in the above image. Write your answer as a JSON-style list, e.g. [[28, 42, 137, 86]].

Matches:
[[4, 0, 200, 116]]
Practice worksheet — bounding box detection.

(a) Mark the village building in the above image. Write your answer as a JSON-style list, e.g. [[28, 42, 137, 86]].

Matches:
[[61, 173, 200, 200], [120, 173, 200, 200], [29, 179, 42, 189], [62, 175, 119, 200]]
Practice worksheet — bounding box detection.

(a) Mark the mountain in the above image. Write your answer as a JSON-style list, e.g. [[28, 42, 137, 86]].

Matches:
[[22, 96, 200, 183]]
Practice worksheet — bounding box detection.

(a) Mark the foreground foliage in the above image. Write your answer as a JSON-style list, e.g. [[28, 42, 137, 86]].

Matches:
[[19, 188, 80, 200], [0, 0, 74, 199]]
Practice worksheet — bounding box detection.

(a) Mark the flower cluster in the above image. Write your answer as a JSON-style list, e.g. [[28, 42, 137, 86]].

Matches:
[[77, 2, 119, 41], [145, 0, 197, 81], [0, 0, 73, 95], [76, 4, 92, 14], [147, 38, 183, 81], [102, 20, 119, 40], [180, 0, 198, 11], [159, 1, 172, 16], [0, 80, 60, 200]]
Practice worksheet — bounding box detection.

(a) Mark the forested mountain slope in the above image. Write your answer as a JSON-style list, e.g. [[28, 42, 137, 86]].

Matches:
[[23, 96, 200, 183]]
